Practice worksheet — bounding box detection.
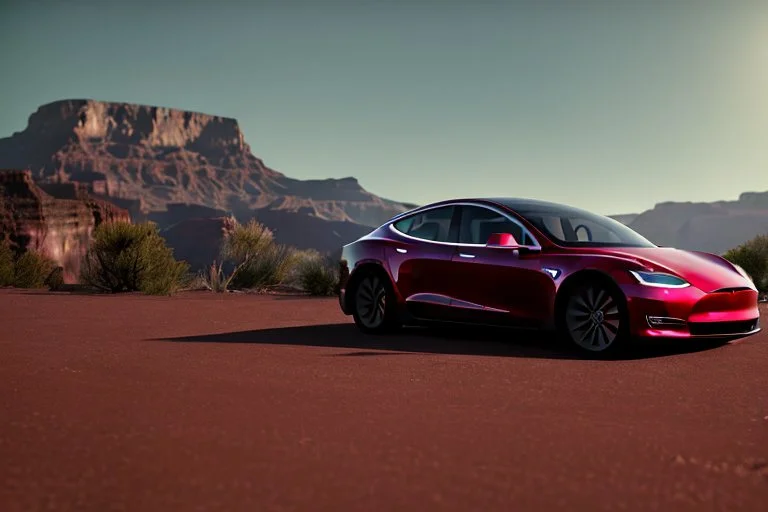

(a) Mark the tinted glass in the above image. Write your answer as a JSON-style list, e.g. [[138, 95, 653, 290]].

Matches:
[[393, 206, 455, 242], [515, 206, 655, 248], [458, 206, 532, 245]]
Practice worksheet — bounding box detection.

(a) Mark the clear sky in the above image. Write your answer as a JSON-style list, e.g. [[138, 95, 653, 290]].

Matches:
[[1, 0, 766, 215]]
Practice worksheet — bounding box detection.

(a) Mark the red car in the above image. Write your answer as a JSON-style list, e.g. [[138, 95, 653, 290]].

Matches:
[[338, 198, 760, 353]]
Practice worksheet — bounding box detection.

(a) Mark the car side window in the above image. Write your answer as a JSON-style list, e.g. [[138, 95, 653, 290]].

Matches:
[[392, 206, 455, 242], [569, 217, 621, 243], [459, 206, 532, 245], [540, 216, 565, 240]]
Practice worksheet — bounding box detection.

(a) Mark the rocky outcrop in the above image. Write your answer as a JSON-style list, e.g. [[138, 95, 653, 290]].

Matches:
[[612, 191, 768, 254], [0, 170, 130, 282], [0, 99, 411, 227]]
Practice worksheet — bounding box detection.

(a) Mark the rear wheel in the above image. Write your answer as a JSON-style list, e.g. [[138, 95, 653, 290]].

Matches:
[[351, 272, 400, 334], [560, 280, 627, 354]]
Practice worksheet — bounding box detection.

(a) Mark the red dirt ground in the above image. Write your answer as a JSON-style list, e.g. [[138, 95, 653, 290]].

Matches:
[[1, 289, 766, 511]]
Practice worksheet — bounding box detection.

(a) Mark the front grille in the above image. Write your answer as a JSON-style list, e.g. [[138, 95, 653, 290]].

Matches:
[[688, 319, 759, 336]]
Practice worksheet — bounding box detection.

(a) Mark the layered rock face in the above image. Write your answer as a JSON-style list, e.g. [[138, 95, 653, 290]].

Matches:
[[0, 99, 411, 226], [0, 99, 414, 277], [0, 170, 130, 282]]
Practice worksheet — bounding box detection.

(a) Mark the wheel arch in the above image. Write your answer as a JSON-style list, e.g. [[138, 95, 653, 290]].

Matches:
[[343, 261, 396, 313], [554, 269, 628, 327]]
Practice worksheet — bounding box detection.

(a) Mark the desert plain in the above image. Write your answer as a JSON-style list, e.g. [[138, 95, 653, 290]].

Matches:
[[1, 289, 767, 511]]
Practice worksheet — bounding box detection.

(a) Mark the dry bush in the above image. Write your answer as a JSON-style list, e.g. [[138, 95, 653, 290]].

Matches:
[[44, 266, 65, 291], [723, 234, 768, 293], [0, 239, 58, 289], [11, 250, 56, 289], [0, 240, 13, 286], [198, 260, 236, 292], [294, 249, 339, 296], [80, 221, 189, 295], [218, 219, 295, 291]]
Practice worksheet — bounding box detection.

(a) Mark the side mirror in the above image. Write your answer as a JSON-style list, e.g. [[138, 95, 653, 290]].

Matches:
[[486, 233, 541, 253], [486, 232, 520, 249]]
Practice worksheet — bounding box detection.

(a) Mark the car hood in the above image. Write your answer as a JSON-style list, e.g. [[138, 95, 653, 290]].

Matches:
[[602, 247, 753, 293]]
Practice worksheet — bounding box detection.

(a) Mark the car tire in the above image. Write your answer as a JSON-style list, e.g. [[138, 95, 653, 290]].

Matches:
[[351, 271, 401, 334], [558, 278, 629, 355]]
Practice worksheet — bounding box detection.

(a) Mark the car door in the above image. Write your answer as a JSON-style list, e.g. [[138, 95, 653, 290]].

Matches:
[[386, 205, 461, 321], [448, 205, 553, 327]]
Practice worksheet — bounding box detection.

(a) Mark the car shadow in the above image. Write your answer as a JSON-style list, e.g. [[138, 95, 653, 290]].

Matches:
[[154, 322, 733, 361]]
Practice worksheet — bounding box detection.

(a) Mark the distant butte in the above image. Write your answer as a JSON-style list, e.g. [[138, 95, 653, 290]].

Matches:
[[0, 99, 413, 227]]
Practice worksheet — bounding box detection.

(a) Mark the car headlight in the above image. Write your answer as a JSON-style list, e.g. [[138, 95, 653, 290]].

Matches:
[[732, 263, 753, 283], [629, 270, 690, 288]]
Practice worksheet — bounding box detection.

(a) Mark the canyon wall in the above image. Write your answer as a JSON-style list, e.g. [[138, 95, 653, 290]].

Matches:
[[0, 170, 130, 282], [0, 99, 412, 227]]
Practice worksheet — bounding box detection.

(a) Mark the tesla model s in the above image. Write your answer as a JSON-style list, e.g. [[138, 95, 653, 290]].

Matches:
[[337, 198, 760, 353]]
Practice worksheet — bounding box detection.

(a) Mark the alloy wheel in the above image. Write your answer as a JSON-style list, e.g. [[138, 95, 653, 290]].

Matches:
[[565, 284, 622, 352], [355, 275, 388, 330]]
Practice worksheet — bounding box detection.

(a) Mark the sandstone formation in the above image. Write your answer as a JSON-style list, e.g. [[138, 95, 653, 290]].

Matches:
[[0, 99, 413, 227], [0, 170, 130, 282]]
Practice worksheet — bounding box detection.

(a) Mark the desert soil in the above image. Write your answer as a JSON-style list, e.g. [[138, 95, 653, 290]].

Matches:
[[1, 289, 766, 511]]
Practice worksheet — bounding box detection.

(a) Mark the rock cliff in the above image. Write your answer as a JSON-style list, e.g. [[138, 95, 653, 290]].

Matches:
[[0, 170, 130, 282], [0, 99, 411, 227]]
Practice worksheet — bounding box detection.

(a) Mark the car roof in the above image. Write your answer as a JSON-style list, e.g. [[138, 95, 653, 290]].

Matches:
[[396, 197, 582, 214], [477, 197, 579, 211], [385, 196, 585, 226]]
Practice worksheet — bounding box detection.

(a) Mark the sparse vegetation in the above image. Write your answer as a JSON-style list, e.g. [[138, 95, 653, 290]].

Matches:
[[80, 221, 190, 295], [198, 260, 236, 292], [0, 240, 13, 286], [45, 266, 65, 291], [202, 219, 295, 292], [229, 242, 295, 291], [723, 234, 768, 293], [294, 249, 339, 296], [13, 251, 56, 289], [0, 240, 57, 289], [197, 220, 341, 295]]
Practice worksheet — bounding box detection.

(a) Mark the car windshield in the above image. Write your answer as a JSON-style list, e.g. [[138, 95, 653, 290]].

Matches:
[[514, 205, 656, 248]]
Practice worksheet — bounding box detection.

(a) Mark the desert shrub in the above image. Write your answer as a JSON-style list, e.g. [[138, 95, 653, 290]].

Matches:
[[722, 234, 768, 292], [45, 266, 65, 291], [199, 260, 236, 292], [12, 250, 56, 289], [221, 218, 275, 262], [295, 250, 339, 296], [181, 273, 209, 292], [220, 219, 295, 291], [80, 221, 189, 295], [230, 243, 295, 291], [0, 240, 13, 286]]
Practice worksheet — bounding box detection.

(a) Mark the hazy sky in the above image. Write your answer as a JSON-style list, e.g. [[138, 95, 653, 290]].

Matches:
[[1, 0, 766, 215]]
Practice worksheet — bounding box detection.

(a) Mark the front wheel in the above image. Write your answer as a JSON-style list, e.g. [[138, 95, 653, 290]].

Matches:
[[560, 280, 628, 354], [351, 272, 400, 334]]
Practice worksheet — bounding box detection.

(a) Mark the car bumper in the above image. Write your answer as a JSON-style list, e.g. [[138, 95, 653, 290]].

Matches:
[[625, 284, 761, 340]]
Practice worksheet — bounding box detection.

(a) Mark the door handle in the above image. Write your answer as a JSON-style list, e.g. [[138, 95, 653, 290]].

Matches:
[[396, 248, 407, 254], [458, 253, 476, 259]]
